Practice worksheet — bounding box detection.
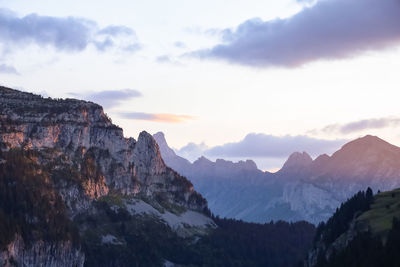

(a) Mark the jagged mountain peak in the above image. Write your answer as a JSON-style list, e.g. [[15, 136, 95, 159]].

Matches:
[[153, 131, 167, 144], [134, 131, 165, 170], [241, 159, 258, 169], [311, 153, 330, 170], [339, 135, 398, 153], [327, 134, 400, 168], [153, 131, 177, 159], [214, 158, 258, 171], [152, 132, 192, 175], [314, 153, 330, 162], [194, 156, 213, 165], [138, 130, 159, 151], [280, 151, 313, 172]]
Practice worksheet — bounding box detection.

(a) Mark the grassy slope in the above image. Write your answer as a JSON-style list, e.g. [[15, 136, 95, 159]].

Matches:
[[357, 188, 400, 237]]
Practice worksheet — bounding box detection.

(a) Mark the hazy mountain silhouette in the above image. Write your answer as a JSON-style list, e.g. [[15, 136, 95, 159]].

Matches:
[[154, 132, 400, 224]]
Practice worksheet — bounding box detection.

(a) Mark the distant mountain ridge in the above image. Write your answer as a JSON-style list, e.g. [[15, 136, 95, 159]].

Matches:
[[154, 132, 400, 224]]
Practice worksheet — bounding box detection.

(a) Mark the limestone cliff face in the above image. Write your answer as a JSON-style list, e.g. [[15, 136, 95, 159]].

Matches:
[[0, 86, 208, 266], [0, 86, 206, 212]]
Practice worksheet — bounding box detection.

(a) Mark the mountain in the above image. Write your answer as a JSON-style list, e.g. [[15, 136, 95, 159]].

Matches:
[[0, 86, 209, 266], [279, 151, 313, 174], [307, 135, 400, 191], [154, 132, 400, 224], [0, 86, 315, 267], [0, 87, 207, 211], [153, 132, 283, 221], [153, 132, 192, 174], [307, 187, 400, 267]]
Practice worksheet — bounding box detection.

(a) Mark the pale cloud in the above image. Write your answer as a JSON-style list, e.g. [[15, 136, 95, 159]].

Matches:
[[71, 89, 142, 109], [0, 63, 18, 75], [174, 41, 186, 48], [175, 142, 209, 162], [119, 112, 195, 123], [156, 55, 183, 66]]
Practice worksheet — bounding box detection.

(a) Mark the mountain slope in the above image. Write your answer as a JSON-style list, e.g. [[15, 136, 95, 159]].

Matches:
[[0, 86, 209, 266], [155, 132, 400, 224], [307, 188, 400, 267]]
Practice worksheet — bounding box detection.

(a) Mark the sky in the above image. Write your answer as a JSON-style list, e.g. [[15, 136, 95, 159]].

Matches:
[[1, 0, 400, 170]]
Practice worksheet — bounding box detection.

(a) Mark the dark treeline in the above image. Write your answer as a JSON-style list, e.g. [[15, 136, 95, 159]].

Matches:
[[312, 187, 400, 267], [81, 198, 316, 267], [313, 188, 374, 246], [192, 216, 316, 267], [0, 149, 79, 250], [316, 217, 400, 267]]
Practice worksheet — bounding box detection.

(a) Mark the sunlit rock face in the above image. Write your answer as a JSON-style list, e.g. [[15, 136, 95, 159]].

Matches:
[[155, 131, 400, 225], [0, 86, 208, 266], [0, 86, 206, 212]]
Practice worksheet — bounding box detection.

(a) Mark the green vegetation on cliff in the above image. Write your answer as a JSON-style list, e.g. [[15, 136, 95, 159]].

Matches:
[[77, 197, 315, 267], [312, 188, 400, 267], [0, 149, 79, 250]]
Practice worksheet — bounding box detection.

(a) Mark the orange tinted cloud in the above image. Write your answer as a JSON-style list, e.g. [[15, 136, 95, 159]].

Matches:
[[119, 112, 195, 123]]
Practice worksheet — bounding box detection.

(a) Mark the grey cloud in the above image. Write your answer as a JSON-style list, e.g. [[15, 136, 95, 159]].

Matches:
[[97, 25, 135, 36], [123, 43, 142, 52], [0, 8, 140, 53], [321, 117, 400, 134], [0, 64, 19, 74], [93, 37, 114, 51], [156, 55, 172, 63], [204, 133, 347, 158], [174, 41, 186, 48], [72, 89, 142, 109], [190, 0, 400, 67], [0, 9, 92, 51]]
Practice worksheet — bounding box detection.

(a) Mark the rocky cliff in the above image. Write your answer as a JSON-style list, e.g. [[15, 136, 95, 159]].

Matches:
[[0, 86, 206, 211], [0, 86, 208, 266]]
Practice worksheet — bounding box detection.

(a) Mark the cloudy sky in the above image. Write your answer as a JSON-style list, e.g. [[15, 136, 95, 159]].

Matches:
[[1, 0, 400, 170]]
